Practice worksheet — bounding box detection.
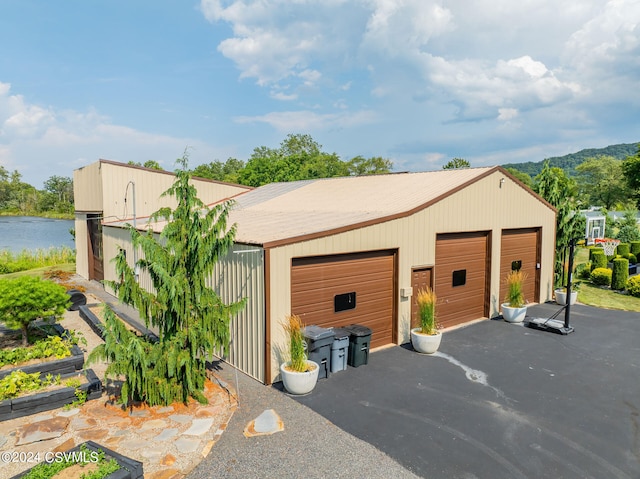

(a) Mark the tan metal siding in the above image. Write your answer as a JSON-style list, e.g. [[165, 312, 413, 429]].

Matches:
[[499, 228, 540, 305], [99, 162, 248, 222], [73, 162, 103, 212], [210, 245, 265, 383], [291, 250, 395, 348], [435, 232, 489, 328], [74, 217, 89, 279]]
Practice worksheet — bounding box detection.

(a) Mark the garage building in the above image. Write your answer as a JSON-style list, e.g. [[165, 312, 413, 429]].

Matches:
[[74, 161, 556, 384]]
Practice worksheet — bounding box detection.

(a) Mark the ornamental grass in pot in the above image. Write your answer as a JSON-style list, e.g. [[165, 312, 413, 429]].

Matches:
[[410, 287, 442, 354], [280, 314, 319, 395], [501, 270, 528, 323]]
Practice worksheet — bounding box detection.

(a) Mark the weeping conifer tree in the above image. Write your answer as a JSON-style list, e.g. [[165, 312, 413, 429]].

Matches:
[[88, 155, 245, 406]]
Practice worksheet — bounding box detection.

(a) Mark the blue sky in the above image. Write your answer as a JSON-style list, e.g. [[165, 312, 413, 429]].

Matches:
[[1, 0, 639, 188]]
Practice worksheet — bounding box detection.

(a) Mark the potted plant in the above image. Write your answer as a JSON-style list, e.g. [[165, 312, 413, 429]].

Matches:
[[555, 282, 580, 306], [501, 270, 528, 323], [279, 314, 319, 395], [410, 287, 441, 354]]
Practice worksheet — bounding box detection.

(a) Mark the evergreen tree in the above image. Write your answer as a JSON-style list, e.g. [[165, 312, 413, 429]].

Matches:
[[88, 155, 245, 406]]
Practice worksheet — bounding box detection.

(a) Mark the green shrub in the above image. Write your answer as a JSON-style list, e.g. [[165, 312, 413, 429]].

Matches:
[[588, 246, 597, 261], [590, 267, 612, 286], [0, 277, 70, 347], [631, 241, 640, 256], [576, 262, 592, 280], [616, 243, 630, 256], [627, 276, 640, 297], [625, 253, 637, 264], [611, 258, 629, 290], [590, 250, 607, 271]]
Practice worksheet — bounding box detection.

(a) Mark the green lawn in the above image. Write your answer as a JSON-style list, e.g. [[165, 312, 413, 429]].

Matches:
[[0, 263, 75, 279], [571, 246, 640, 312], [576, 280, 640, 312]]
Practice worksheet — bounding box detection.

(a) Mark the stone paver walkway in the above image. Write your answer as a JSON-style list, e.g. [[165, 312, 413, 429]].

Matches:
[[1, 375, 237, 479]]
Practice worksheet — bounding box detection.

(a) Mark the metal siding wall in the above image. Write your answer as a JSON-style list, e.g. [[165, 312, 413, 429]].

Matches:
[[73, 162, 103, 212], [100, 163, 249, 222], [74, 217, 89, 279], [210, 244, 265, 383]]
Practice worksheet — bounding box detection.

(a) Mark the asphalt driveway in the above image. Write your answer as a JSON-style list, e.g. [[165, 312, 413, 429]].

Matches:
[[292, 303, 640, 479]]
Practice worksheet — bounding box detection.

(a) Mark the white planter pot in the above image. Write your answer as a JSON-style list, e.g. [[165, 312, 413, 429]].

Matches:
[[555, 289, 578, 306], [410, 328, 442, 354], [501, 303, 527, 323], [280, 360, 319, 395]]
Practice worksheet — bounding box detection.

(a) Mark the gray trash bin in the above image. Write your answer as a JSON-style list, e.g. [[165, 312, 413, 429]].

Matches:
[[344, 324, 372, 367], [330, 328, 350, 373], [303, 325, 334, 379]]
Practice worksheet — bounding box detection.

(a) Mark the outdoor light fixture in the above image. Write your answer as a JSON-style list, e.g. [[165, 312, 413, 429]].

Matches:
[[499, 177, 505, 188]]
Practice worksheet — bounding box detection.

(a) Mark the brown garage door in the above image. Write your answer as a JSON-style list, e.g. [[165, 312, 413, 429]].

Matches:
[[500, 228, 540, 305], [435, 232, 489, 329], [291, 250, 396, 348]]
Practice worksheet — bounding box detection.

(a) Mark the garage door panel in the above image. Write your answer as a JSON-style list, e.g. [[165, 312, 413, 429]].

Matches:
[[436, 232, 489, 329], [291, 250, 396, 349]]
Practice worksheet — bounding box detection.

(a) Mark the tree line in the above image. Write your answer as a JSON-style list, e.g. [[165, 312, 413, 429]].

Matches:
[[503, 142, 638, 178], [190, 134, 392, 186], [0, 166, 74, 217]]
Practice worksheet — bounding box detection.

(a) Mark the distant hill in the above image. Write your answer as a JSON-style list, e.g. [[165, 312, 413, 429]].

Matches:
[[502, 142, 639, 178]]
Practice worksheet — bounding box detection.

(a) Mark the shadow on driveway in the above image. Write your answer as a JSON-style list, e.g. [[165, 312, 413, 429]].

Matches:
[[291, 303, 640, 479]]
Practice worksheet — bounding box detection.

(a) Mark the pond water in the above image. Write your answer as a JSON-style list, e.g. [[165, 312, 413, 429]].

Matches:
[[0, 216, 75, 253]]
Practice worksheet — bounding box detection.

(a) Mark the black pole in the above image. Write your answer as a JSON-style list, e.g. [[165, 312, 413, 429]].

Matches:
[[564, 239, 575, 329]]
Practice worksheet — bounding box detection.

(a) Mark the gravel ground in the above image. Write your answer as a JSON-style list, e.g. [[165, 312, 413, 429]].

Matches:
[[188, 362, 420, 479]]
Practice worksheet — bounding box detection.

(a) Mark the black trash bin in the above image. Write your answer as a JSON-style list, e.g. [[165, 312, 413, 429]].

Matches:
[[344, 324, 372, 367], [330, 328, 350, 373], [303, 325, 334, 379]]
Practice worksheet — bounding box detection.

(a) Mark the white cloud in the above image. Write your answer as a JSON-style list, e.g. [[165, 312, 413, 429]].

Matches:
[[270, 91, 298, 101], [0, 83, 231, 187], [497, 108, 518, 121], [234, 109, 377, 132], [0, 86, 55, 138]]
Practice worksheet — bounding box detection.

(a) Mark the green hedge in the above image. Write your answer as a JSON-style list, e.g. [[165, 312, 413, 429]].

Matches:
[[628, 276, 640, 297], [631, 241, 640, 257], [625, 253, 637, 264], [590, 267, 612, 286], [590, 250, 607, 271], [611, 258, 629, 290], [617, 243, 630, 257]]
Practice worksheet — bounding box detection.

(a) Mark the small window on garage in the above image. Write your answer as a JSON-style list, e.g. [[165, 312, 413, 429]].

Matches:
[[335, 292, 356, 312], [511, 260, 522, 271], [452, 269, 466, 287]]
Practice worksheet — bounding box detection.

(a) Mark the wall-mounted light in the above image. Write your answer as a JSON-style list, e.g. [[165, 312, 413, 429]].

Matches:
[[499, 177, 505, 188]]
